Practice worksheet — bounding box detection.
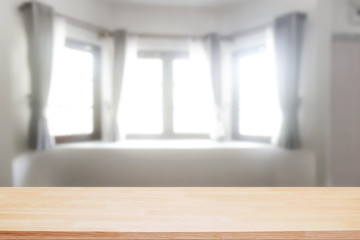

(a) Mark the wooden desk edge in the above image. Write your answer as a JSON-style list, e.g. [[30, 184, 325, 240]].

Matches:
[[1, 231, 360, 240]]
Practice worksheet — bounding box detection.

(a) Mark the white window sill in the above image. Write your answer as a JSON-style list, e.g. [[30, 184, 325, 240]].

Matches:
[[56, 140, 275, 150]]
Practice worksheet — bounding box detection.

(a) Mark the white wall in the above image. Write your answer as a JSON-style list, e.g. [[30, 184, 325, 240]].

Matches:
[[333, 0, 360, 34], [312, 0, 360, 186], [39, 0, 112, 29], [0, 0, 15, 186], [219, 0, 317, 34], [108, 2, 221, 35], [331, 38, 360, 186], [331, 0, 360, 186], [311, 0, 333, 186]]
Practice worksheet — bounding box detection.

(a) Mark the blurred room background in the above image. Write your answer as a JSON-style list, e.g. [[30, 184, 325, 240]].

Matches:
[[0, 0, 358, 187]]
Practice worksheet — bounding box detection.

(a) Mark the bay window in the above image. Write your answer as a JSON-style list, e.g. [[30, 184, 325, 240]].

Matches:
[[47, 39, 101, 143], [122, 51, 214, 139]]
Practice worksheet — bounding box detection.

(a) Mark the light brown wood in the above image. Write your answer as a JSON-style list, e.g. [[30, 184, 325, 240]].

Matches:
[[0, 188, 360, 239]]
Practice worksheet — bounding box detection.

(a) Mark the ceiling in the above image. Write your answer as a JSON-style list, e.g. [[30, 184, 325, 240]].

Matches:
[[107, 0, 244, 8]]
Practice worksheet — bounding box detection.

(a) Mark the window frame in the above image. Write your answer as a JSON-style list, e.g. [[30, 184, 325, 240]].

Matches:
[[53, 39, 102, 144], [126, 50, 210, 140], [231, 45, 272, 143]]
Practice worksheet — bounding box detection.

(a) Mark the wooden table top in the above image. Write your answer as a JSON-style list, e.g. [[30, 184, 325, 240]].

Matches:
[[0, 188, 359, 239]]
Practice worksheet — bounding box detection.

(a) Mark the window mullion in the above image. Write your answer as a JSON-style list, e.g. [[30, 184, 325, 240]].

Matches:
[[232, 55, 240, 140], [163, 56, 174, 137]]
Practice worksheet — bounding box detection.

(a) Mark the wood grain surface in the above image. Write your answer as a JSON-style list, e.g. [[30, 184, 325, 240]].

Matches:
[[0, 188, 359, 239]]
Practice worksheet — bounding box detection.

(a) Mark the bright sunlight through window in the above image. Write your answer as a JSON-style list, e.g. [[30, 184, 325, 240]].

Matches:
[[121, 58, 163, 135], [121, 53, 214, 138], [173, 59, 213, 134], [47, 46, 95, 137], [235, 46, 281, 138]]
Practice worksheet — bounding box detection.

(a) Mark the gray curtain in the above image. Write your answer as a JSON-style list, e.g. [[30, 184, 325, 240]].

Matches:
[[274, 12, 306, 149], [112, 30, 127, 141], [208, 33, 225, 141], [22, 2, 55, 150]]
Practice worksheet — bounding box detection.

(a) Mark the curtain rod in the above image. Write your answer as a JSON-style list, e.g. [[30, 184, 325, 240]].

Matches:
[[20, 2, 272, 41], [131, 32, 204, 40]]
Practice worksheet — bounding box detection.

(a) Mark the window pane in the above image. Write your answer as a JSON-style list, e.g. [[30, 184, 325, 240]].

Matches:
[[122, 58, 163, 135], [173, 59, 213, 134], [47, 47, 94, 137], [47, 107, 93, 136], [236, 47, 281, 137]]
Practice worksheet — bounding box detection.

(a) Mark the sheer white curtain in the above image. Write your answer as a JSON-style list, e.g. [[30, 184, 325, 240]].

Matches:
[[219, 40, 233, 141], [51, 17, 67, 74], [188, 37, 218, 139], [117, 34, 139, 140], [47, 17, 67, 140], [112, 31, 140, 141], [100, 35, 115, 142], [207, 34, 227, 141], [265, 26, 283, 144], [112, 30, 126, 141]]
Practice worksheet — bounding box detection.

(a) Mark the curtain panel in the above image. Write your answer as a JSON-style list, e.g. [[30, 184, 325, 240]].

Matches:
[[274, 12, 306, 149], [207, 33, 225, 141], [22, 2, 55, 150], [100, 35, 116, 142], [117, 34, 138, 140], [112, 30, 127, 141]]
